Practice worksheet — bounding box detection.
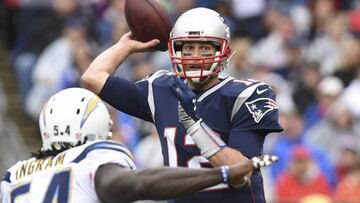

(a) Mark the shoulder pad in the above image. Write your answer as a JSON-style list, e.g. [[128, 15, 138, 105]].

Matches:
[[136, 70, 173, 83], [72, 140, 134, 163]]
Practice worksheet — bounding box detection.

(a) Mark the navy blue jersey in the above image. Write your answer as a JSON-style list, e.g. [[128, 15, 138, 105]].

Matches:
[[100, 70, 283, 203]]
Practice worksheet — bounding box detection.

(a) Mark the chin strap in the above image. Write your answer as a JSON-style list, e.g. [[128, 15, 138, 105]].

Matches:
[[221, 49, 237, 72]]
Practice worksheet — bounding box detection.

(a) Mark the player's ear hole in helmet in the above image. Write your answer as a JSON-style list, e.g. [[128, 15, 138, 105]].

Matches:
[[33, 88, 113, 159]]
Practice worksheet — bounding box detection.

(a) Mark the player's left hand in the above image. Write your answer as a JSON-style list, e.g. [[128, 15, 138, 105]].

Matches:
[[251, 155, 279, 169], [117, 32, 160, 54], [229, 155, 279, 188], [170, 76, 198, 123]]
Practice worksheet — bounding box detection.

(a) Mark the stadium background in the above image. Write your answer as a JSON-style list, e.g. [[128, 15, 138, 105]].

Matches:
[[1, 0, 360, 202]]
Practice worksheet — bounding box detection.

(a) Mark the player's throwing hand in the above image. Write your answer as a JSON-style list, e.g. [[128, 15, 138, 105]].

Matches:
[[117, 32, 160, 54]]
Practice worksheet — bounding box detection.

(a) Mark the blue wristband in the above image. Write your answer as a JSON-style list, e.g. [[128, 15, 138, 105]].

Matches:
[[221, 165, 230, 184]]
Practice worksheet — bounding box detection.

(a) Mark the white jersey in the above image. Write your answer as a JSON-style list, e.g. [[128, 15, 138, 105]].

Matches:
[[0, 140, 136, 203]]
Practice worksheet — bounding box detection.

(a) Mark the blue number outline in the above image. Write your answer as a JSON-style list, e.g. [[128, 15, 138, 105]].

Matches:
[[10, 182, 30, 203], [10, 168, 72, 203]]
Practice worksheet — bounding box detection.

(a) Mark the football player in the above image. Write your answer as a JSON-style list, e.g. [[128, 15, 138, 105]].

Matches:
[[1, 88, 278, 203], [81, 7, 283, 203]]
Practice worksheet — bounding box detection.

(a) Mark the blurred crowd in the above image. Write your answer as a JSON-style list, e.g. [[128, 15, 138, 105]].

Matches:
[[3, 0, 360, 202]]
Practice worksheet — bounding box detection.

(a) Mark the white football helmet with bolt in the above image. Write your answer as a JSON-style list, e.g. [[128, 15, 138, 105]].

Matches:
[[39, 88, 113, 151]]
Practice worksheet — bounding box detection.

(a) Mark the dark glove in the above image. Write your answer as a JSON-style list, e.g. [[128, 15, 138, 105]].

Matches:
[[170, 76, 198, 121]]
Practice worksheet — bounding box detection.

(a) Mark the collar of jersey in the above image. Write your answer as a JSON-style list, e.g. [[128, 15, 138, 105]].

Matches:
[[196, 77, 233, 102]]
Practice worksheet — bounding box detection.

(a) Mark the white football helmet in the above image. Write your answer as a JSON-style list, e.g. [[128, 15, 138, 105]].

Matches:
[[39, 88, 112, 151], [168, 7, 231, 83]]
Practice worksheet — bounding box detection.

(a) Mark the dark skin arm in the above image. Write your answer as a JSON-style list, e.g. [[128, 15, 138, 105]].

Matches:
[[95, 160, 254, 203], [209, 147, 252, 187]]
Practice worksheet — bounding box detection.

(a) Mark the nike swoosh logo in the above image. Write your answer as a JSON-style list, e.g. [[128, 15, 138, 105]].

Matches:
[[256, 88, 268, 94]]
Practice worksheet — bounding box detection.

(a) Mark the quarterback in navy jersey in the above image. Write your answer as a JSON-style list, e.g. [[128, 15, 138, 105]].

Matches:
[[82, 7, 282, 203]]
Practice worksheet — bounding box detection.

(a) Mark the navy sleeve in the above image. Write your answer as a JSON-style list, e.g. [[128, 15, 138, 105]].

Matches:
[[227, 129, 267, 158], [226, 84, 283, 158], [99, 76, 153, 122]]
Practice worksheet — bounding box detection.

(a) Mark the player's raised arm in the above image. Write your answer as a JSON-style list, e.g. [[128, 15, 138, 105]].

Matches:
[[95, 156, 278, 203], [81, 32, 159, 94]]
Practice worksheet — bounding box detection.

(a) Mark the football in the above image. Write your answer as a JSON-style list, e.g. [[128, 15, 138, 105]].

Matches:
[[124, 0, 172, 51]]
